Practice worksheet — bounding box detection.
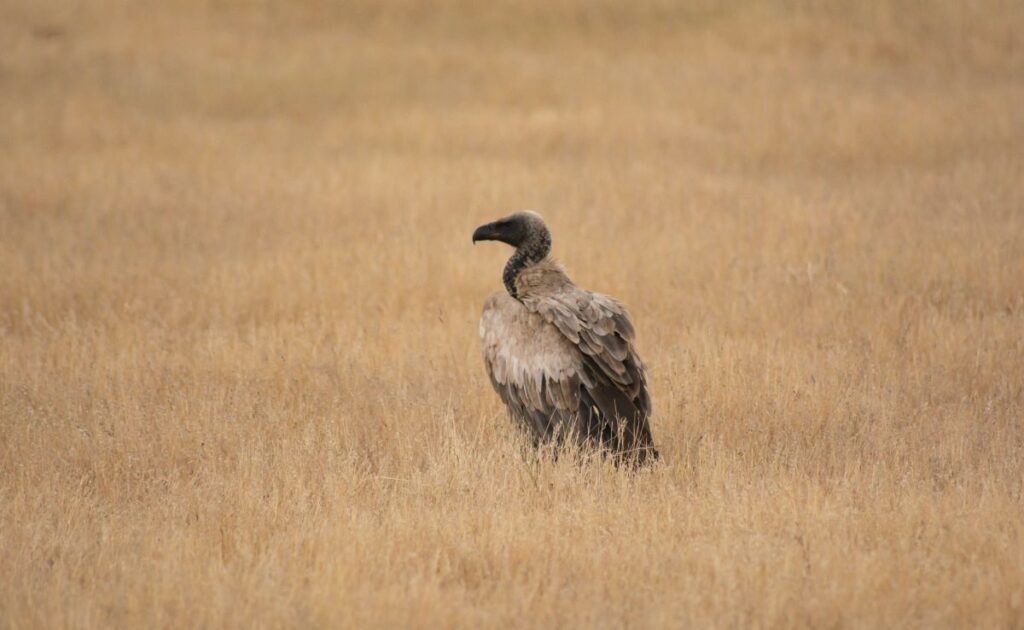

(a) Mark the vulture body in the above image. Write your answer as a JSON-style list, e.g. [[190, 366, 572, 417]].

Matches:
[[473, 211, 658, 464]]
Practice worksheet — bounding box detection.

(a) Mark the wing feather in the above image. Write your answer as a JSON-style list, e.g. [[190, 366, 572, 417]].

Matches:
[[522, 284, 656, 457]]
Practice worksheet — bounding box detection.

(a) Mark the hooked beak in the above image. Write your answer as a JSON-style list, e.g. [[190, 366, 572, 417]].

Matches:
[[472, 222, 499, 244]]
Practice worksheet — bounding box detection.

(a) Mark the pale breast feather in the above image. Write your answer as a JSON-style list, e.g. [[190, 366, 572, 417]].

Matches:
[[479, 291, 586, 432]]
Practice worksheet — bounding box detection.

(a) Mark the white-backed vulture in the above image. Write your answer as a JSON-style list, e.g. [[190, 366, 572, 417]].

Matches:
[[472, 210, 658, 464]]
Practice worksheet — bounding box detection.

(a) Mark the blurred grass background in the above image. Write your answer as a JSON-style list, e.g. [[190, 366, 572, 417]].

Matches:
[[1, 1, 1023, 627]]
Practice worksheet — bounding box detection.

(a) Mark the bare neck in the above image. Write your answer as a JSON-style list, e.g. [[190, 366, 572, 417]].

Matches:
[[503, 232, 552, 299]]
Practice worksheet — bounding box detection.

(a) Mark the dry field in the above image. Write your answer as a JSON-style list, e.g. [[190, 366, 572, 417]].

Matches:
[[2, 1, 1023, 627]]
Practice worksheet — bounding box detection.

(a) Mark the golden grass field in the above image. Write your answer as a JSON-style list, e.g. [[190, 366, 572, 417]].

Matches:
[[2, 0, 1023, 627]]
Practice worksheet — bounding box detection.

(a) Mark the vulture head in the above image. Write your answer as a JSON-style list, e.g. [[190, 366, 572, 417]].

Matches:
[[472, 211, 551, 256], [473, 211, 553, 299]]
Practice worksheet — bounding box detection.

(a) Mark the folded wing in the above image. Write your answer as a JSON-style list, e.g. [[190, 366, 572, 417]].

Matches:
[[523, 287, 655, 457]]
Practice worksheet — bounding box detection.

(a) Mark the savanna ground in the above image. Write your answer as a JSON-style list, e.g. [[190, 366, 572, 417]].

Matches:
[[2, 1, 1023, 627]]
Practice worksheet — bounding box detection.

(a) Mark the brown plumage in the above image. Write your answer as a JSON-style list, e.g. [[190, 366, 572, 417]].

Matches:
[[473, 211, 658, 464]]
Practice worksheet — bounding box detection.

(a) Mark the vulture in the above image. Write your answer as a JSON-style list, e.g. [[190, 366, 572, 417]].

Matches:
[[472, 210, 658, 464]]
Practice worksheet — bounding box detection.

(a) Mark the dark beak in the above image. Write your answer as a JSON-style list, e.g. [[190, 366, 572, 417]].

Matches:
[[472, 222, 499, 244]]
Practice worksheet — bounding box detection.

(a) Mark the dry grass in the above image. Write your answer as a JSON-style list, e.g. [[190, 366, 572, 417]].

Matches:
[[2, 1, 1024, 627]]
